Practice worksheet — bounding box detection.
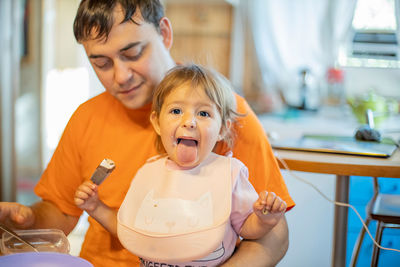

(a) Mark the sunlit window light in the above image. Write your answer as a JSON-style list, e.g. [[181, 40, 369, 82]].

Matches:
[[44, 68, 89, 163], [340, 0, 400, 68], [352, 0, 397, 31]]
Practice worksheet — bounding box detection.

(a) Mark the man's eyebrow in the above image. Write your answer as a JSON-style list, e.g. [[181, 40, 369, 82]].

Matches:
[[120, 42, 140, 52], [88, 54, 106, 59], [88, 42, 140, 59]]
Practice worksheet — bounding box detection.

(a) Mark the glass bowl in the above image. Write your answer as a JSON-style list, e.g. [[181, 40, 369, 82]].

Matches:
[[0, 229, 70, 255]]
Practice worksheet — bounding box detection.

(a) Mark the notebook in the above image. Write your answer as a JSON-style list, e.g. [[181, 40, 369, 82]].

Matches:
[[271, 134, 398, 158]]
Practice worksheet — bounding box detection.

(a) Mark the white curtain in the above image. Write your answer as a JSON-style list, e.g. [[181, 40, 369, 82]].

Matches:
[[236, 0, 357, 109], [396, 0, 400, 45]]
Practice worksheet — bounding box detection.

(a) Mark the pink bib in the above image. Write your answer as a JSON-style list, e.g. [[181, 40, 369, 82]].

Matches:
[[117, 153, 232, 263]]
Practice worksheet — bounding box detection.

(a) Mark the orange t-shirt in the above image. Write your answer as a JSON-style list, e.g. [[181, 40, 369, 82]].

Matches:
[[35, 92, 294, 267]]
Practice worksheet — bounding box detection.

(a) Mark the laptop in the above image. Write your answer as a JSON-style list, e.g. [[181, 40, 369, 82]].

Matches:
[[271, 134, 398, 158]]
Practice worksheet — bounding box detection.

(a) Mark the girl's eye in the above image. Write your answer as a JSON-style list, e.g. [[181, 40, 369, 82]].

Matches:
[[171, 109, 181, 115], [199, 111, 210, 117]]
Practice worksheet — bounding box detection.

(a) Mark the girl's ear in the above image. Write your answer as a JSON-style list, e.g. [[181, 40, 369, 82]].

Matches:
[[150, 111, 161, 136], [218, 119, 232, 141], [159, 17, 173, 50]]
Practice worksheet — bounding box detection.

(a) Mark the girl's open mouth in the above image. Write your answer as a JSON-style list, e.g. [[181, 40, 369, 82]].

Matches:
[[176, 138, 198, 163], [177, 138, 198, 146]]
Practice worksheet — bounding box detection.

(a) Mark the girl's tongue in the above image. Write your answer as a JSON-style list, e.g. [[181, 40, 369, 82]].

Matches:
[[176, 139, 198, 163]]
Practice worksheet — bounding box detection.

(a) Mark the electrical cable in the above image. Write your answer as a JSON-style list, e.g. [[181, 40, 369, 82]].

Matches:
[[274, 151, 400, 254]]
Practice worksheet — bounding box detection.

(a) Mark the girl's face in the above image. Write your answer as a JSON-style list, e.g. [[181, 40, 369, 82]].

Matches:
[[151, 82, 226, 168]]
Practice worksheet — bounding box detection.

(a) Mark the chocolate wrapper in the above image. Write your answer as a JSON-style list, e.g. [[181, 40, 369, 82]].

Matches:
[[90, 159, 115, 185]]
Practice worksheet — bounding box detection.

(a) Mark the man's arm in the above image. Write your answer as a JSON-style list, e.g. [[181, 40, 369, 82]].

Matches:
[[221, 216, 289, 267], [30, 201, 80, 234], [0, 201, 79, 235]]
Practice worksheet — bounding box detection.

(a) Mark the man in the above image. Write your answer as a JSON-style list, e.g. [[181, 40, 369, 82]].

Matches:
[[0, 1, 294, 266]]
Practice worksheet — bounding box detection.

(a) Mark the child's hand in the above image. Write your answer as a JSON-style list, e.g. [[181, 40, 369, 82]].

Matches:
[[253, 191, 287, 226], [74, 180, 99, 212]]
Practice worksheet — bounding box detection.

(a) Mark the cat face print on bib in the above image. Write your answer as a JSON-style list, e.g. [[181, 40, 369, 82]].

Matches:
[[134, 190, 214, 233]]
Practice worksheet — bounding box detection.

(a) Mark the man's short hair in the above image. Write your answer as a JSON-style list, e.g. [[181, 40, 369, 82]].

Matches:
[[73, 0, 164, 43]]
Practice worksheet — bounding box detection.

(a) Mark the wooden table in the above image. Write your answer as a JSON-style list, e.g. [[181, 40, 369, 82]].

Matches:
[[273, 148, 400, 267]]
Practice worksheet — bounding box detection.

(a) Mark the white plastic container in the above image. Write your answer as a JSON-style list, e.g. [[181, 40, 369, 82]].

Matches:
[[0, 229, 70, 254]]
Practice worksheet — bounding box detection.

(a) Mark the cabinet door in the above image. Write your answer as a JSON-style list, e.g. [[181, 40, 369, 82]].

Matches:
[[165, 1, 233, 77]]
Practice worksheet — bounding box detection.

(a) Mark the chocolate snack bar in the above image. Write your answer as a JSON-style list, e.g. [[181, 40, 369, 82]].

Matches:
[[90, 159, 116, 185]]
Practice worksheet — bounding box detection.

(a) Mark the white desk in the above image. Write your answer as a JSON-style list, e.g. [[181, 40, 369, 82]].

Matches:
[[274, 149, 400, 267], [258, 108, 400, 267]]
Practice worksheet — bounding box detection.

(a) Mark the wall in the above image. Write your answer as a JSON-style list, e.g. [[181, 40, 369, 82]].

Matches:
[[16, 0, 43, 204], [278, 171, 335, 267], [344, 66, 400, 98], [40, 0, 102, 166], [0, 0, 19, 201]]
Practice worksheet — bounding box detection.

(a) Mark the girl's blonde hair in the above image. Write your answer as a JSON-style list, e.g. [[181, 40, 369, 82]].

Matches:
[[152, 64, 243, 153]]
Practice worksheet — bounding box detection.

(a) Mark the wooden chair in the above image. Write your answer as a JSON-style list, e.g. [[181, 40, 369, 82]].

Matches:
[[349, 177, 400, 267]]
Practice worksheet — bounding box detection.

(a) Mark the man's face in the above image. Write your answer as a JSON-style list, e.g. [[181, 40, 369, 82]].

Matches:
[[82, 7, 175, 109]]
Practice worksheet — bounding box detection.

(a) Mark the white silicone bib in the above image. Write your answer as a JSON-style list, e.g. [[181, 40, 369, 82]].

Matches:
[[117, 153, 232, 263]]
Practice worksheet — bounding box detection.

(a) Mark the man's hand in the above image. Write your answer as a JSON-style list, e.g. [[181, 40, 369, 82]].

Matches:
[[0, 201, 79, 235], [0, 202, 35, 229]]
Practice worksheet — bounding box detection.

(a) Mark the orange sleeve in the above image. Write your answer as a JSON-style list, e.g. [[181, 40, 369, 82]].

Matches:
[[34, 106, 86, 217], [215, 94, 295, 210]]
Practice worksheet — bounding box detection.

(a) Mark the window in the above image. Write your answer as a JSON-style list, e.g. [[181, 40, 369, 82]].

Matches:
[[339, 0, 400, 68]]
